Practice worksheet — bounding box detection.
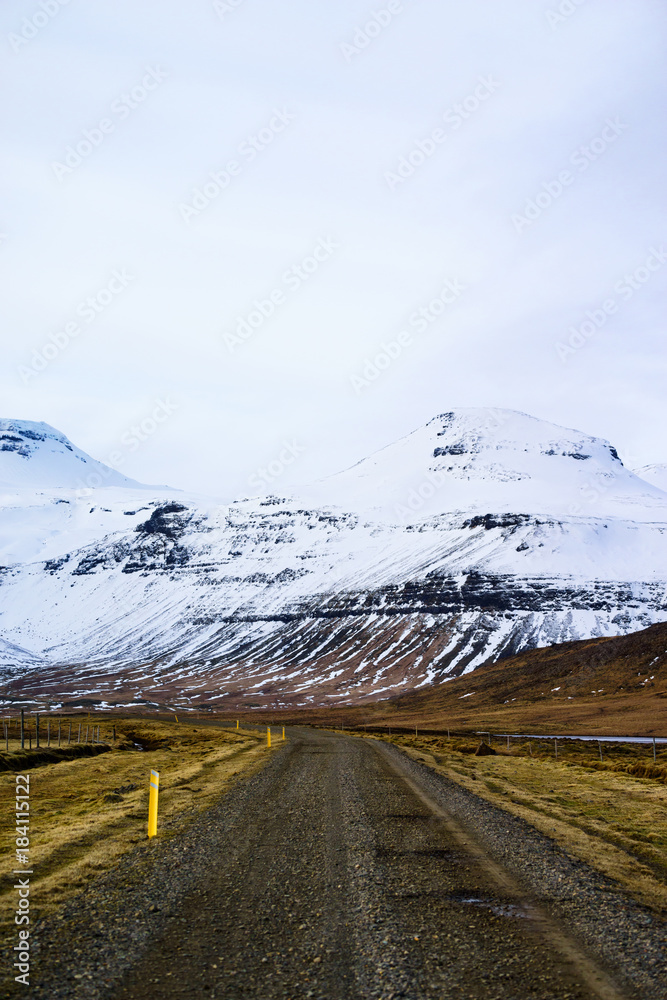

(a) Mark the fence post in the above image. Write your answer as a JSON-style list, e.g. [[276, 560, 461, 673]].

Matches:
[[47, 719, 51, 747], [35, 714, 40, 749], [555, 739, 558, 759], [20, 709, 24, 750], [507, 735, 510, 751], [77, 723, 81, 743], [598, 740, 603, 762], [148, 770, 160, 838], [653, 737, 656, 763]]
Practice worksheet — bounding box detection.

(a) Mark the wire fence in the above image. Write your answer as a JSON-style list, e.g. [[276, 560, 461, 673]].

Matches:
[[1, 712, 115, 752]]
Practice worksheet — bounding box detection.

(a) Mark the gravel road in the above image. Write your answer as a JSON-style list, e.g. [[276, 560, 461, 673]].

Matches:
[[14, 729, 666, 1000]]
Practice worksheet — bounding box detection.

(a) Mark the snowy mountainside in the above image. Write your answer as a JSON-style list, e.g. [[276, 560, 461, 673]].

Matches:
[[0, 419, 142, 490], [633, 464, 667, 494], [0, 637, 46, 668], [1, 408, 666, 710], [295, 409, 667, 522], [0, 419, 201, 565]]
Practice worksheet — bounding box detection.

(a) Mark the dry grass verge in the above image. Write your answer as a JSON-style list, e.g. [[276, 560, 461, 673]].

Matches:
[[0, 717, 274, 934], [366, 733, 667, 915]]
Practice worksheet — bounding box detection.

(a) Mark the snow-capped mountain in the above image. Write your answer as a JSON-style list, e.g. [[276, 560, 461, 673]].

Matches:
[[633, 464, 667, 494], [298, 409, 667, 521], [0, 419, 189, 565], [1, 409, 666, 710], [0, 420, 142, 490]]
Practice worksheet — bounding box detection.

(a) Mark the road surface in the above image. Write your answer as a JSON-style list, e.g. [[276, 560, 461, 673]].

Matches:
[[26, 728, 666, 1000]]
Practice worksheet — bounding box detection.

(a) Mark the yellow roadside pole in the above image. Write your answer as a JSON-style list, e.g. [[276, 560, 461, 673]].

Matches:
[[174, 714, 178, 723], [267, 727, 271, 748], [282, 727, 285, 740], [148, 769, 160, 838], [236, 720, 239, 730]]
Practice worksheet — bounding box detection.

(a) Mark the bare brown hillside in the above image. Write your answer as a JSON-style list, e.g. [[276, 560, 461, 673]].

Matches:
[[243, 621, 667, 735]]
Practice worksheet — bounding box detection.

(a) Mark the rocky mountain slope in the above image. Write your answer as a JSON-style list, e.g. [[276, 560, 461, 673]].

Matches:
[[1, 409, 666, 710]]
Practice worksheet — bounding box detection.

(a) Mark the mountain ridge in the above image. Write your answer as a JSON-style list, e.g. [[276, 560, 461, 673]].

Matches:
[[1, 408, 666, 710]]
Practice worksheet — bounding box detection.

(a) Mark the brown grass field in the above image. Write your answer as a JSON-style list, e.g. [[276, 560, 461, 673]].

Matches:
[[0, 716, 273, 935]]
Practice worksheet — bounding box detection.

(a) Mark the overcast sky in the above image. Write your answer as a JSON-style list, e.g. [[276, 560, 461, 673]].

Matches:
[[1, 0, 666, 499]]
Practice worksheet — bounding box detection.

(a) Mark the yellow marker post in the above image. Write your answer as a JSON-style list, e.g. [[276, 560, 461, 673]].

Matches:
[[267, 727, 271, 748], [282, 727, 285, 740], [236, 720, 239, 730], [148, 769, 160, 838], [174, 714, 178, 723]]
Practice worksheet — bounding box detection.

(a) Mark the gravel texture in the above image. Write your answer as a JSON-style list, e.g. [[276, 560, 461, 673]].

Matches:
[[7, 729, 665, 999]]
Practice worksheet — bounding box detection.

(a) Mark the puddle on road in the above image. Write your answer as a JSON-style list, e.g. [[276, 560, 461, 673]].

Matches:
[[450, 891, 530, 919], [375, 847, 462, 859], [385, 813, 431, 821], [391, 887, 531, 919]]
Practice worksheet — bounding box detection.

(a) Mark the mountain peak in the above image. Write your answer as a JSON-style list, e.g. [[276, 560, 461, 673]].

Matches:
[[294, 407, 665, 521], [0, 418, 142, 490], [424, 407, 623, 472]]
